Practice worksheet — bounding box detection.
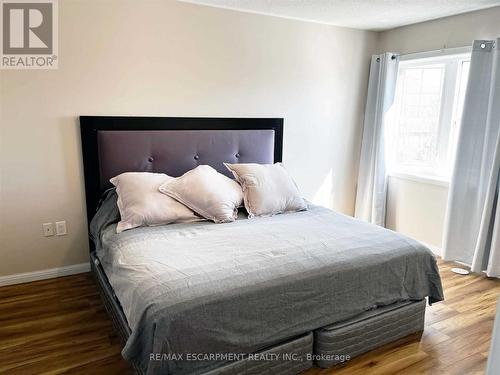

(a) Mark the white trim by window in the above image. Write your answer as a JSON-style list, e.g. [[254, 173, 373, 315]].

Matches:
[[389, 172, 449, 188], [386, 50, 471, 182]]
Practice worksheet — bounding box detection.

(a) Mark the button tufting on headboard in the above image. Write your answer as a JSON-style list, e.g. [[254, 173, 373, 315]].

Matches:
[[96, 129, 276, 190], [80, 117, 283, 232]]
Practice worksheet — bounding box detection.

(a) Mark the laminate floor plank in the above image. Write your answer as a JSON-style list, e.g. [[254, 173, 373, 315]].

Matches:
[[0, 260, 498, 374]]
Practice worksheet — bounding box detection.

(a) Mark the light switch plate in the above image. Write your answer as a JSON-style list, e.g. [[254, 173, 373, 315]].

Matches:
[[55, 221, 67, 236], [43, 223, 54, 237]]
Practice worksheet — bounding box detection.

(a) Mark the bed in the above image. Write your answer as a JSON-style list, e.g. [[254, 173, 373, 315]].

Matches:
[[80, 116, 444, 375]]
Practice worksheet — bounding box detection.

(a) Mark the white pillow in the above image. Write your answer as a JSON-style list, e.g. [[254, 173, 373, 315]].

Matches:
[[110, 172, 201, 233], [158, 165, 243, 223], [224, 162, 307, 218]]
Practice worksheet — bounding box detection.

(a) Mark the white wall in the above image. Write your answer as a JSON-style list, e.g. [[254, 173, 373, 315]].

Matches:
[[378, 6, 500, 54], [379, 6, 500, 249], [386, 176, 448, 251], [0, 0, 378, 276]]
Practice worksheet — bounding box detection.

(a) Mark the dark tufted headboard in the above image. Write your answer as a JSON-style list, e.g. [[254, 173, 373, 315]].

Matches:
[[80, 116, 283, 227]]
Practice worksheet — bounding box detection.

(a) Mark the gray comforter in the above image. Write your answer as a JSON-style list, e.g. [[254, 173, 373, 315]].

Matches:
[[91, 191, 443, 374]]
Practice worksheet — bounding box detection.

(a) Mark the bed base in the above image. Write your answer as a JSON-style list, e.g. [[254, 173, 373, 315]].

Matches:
[[314, 300, 426, 368], [91, 252, 425, 374], [204, 333, 313, 375], [91, 253, 143, 374]]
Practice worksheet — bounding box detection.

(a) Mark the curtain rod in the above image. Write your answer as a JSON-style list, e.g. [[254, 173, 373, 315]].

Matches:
[[376, 45, 475, 62], [398, 45, 472, 58], [392, 46, 472, 60], [378, 40, 498, 62]]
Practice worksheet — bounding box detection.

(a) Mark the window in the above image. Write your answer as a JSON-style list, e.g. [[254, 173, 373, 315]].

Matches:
[[386, 53, 470, 181]]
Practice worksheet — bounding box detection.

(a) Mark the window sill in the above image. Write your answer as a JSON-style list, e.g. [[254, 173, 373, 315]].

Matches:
[[388, 172, 450, 188]]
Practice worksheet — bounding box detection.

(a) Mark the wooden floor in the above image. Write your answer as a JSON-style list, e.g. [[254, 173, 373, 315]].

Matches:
[[1, 259, 499, 374]]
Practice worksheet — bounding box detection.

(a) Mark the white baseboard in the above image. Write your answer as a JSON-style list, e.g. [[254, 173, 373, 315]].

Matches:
[[0, 263, 90, 287]]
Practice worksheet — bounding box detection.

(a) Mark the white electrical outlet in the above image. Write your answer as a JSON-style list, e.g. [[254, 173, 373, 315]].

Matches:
[[43, 223, 54, 237], [55, 221, 67, 236]]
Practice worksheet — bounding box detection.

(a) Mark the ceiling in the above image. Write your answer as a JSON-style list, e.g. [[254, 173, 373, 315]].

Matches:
[[180, 0, 500, 31]]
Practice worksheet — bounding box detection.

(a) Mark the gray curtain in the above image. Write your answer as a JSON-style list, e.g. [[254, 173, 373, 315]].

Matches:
[[487, 295, 500, 374], [355, 53, 399, 226], [443, 39, 500, 277]]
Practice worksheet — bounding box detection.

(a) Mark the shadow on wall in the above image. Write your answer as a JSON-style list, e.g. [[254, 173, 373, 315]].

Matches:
[[313, 169, 334, 209], [57, 116, 90, 267]]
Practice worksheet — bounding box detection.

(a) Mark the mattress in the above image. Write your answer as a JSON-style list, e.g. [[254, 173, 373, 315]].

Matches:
[[90, 191, 443, 374]]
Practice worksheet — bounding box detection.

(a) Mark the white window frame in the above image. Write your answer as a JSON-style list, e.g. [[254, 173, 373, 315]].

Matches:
[[387, 47, 471, 184]]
